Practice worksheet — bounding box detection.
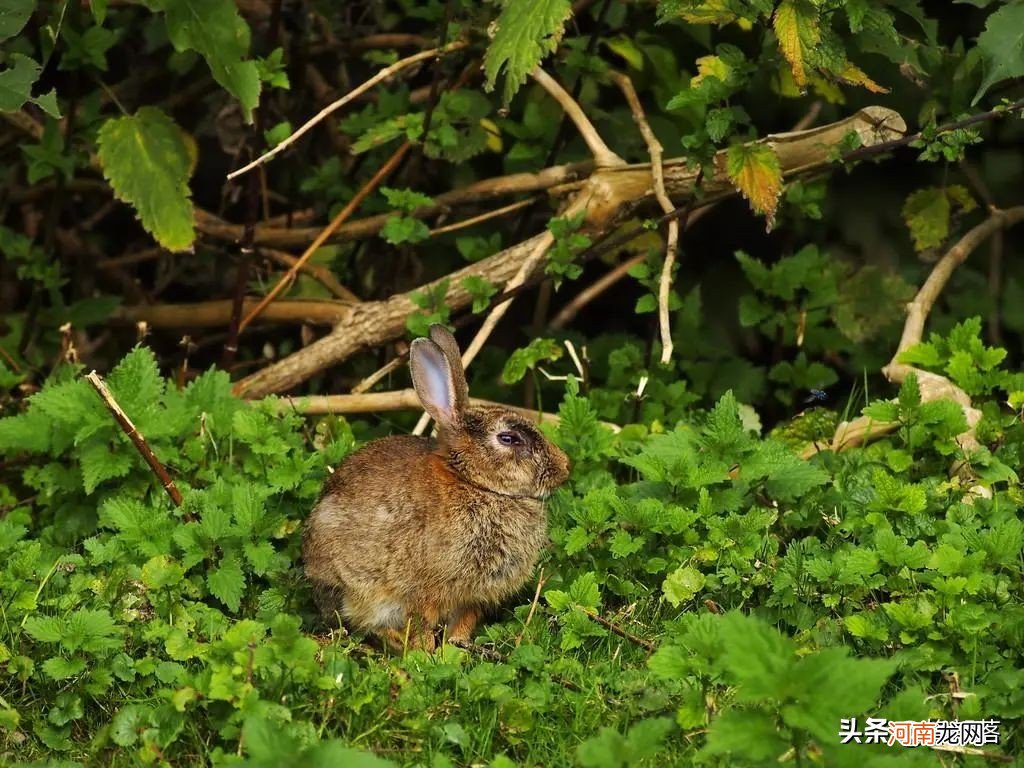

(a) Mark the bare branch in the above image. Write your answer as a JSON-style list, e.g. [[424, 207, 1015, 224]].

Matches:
[[227, 41, 466, 180], [234, 108, 907, 397], [86, 370, 184, 508], [609, 71, 679, 363], [116, 298, 350, 328], [530, 66, 623, 168]]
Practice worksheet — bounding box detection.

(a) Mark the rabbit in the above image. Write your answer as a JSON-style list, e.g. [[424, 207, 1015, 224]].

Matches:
[[302, 324, 571, 651]]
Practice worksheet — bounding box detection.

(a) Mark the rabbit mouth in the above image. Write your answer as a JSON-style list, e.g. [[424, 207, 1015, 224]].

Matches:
[[456, 473, 551, 502]]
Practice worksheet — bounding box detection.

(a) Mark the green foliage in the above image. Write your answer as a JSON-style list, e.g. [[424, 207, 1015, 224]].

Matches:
[[483, 0, 573, 104], [973, 1, 1024, 103], [96, 108, 196, 252]]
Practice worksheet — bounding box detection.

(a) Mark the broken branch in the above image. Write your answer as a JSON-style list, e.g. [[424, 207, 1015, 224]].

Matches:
[[86, 370, 183, 508]]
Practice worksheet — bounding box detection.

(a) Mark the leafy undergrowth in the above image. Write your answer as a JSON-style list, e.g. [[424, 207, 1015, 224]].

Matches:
[[2, 339, 1024, 767]]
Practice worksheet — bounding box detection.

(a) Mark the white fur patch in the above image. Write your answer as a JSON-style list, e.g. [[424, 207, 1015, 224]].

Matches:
[[366, 602, 406, 629]]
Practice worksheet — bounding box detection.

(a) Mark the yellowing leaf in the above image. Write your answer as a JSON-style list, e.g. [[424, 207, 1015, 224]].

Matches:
[[603, 35, 644, 71], [837, 62, 889, 94], [773, 0, 819, 87], [726, 142, 783, 230], [97, 107, 196, 252], [678, 0, 736, 25], [479, 118, 503, 152], [691, 55, 732, 88]]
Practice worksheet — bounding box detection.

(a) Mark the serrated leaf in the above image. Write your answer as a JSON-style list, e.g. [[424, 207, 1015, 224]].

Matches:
[[0, 53, 60, 117], [160, 0, 260, 118], [208, 555, 245, 611], [42, 656, 86, 680], [973, 2, 1024, 104], [0, 0, 35, 41], [483, 0, 573, 104], [725, 143, 782, 229], [773, 0, 819, 87], [97, 108, 195, 251], [836, 62, 888, 93], [79, 439, 133, 494]]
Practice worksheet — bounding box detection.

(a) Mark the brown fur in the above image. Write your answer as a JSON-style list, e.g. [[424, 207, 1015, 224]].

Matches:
[[302, 326, 570, 650]]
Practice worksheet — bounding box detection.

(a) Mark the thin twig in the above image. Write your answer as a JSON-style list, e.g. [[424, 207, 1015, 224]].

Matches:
[[929, 744, 1011, 763], [428, 197, 540, 237], [609, 70, 679, 363], [515, 568, 547, 647], [351, 348, 409, 394], [583, 609, 656, 652], [227, 42, 466, 180], [530, 66, 623, 168], [85, 371, 184, 508], [239, 143, 411, 332], [550, 254, 644, 329]]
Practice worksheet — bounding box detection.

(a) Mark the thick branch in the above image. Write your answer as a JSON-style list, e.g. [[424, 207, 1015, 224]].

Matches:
[[116, 298, 351, 328], [234, 107, 907, 397]]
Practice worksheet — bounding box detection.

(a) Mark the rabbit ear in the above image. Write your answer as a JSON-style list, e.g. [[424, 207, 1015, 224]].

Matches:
[[410, 338, 461, 427], [428, 325, 469, 413]]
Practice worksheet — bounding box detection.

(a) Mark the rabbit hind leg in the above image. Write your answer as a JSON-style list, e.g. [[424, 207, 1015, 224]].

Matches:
[[446, 605, 481, 643]]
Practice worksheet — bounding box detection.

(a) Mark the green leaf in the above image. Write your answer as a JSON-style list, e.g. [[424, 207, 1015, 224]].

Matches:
[[42, 656, 87, 680], [0, 53, 60, 117], [79, 439, 134, 494], [501, 337, 563, 384], [0, 0, 34, 41], [97, 108, 195, 251], [159, 0, 261, 119], [483, 0, 573, 104], [973, 2, 1024, 104], [24, 615, 64, 643], [663, 566, 705, 606], [208, 555, 245, 611]]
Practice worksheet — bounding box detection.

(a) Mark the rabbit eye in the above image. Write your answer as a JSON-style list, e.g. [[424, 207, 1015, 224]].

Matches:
[[497, 431, 524, 446]]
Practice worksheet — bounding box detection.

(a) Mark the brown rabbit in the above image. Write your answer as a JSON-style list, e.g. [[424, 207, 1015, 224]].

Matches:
[[303, 325, 571, 650]]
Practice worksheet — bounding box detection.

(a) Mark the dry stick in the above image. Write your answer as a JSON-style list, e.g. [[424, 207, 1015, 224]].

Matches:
[[807, 206, 1024, 459], [197, 163, 591, 249], [85, 371, 184, 508], [530, 66, 624, 169], [515, 568, 547, 647], [351, 351, 408, 394], [550, 253, 645, 329], [610, 71, 679, 363], [227, 41, 466, 181], [583, 609, 656, 652], [428, 197, 541, 237], [238, 142, 411, 333]]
